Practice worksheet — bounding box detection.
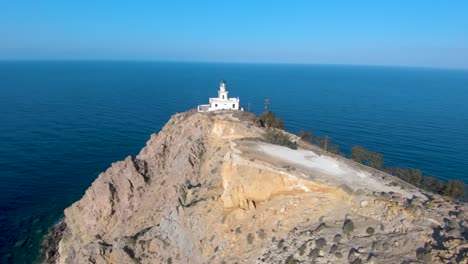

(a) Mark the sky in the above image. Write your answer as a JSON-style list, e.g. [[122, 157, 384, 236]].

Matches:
[[1, 1, 468, 69]]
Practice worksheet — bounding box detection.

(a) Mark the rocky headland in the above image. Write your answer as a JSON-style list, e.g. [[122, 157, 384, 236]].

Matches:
[[45, 110, 467, 263]]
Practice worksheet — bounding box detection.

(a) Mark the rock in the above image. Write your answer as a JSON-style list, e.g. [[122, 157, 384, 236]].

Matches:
[[348, 248, 360, 262], [14, 239, 26, 248], [354, 189, 366, 196], [416, 247, 432, 263], [382, 242, 391, 251], [367, 254, 376, 264], [446, 219, 459, 229], [41, 110, 468, 264], [357, 247, 367, 254], [412, 206, 423, 217], [314, 222, 327, 233]]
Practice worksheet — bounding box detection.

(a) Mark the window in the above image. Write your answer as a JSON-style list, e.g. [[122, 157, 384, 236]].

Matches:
[[222, 95, 225, 99], [233, 104, 235, 108], [215, 104, 218, 107]]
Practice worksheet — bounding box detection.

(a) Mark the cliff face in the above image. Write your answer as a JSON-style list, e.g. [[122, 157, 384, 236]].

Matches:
[[53, 110, 467, 264]]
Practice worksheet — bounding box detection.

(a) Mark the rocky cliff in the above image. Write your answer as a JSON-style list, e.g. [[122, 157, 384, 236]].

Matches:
[[48, 110, 467, 263]]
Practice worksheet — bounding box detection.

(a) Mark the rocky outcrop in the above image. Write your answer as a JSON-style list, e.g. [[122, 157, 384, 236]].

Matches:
[[50, 110, 467, 263]]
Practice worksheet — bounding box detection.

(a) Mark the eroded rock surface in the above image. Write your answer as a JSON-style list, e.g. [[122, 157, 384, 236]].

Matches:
[[50, 110, 467, 263]]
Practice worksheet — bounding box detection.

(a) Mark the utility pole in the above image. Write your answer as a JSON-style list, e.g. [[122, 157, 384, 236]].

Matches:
[[264, 98, 270, 111], [248, 102, 251, 112]]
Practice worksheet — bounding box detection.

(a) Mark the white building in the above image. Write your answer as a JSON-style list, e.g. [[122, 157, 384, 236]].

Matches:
[[198, 80, 242, 112]]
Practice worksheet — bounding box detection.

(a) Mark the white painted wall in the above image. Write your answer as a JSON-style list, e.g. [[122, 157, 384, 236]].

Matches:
[[208, 97, 239, 111], [198, 81, 241, 112]]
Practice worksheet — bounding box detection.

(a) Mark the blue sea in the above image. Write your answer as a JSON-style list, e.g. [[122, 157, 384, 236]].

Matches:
[[1, 61, 467, 262]]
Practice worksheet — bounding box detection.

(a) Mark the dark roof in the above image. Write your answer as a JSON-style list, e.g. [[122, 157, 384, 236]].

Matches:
[[220, 80, 226, 84]]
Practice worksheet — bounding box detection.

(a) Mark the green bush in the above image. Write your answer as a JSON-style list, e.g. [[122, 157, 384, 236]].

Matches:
[[258, 229, 267, 240], [285, 255, 299, 264], [366, 227, 375, 235], [386, 167, 422, 185], [420, 176, 445, 193], [342, 219, 354, 234], [246, 233, 254, 244], [298, 243, 307, 256], [351, 146, 384, 169], [442, 180, 465, 199], [264, 129, 297, 149], [387, 168, 466, 199], [333, 234, 342, 243], [298, 130, 313, 142], [315, 238, 327, 249], [259, 111, 284, 129], [315, 136, 342, 155], [309, 248, 320, 259]]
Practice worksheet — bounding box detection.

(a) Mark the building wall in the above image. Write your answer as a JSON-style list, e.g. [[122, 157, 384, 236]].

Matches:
[[219, 91, 229, 100], [209, 97, 239, 111]]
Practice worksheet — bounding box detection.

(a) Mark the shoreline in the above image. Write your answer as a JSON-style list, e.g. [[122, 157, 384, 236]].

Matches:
[[39, 220, 67, 264]]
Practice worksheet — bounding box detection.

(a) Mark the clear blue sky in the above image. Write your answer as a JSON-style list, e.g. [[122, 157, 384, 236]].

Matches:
[[1, 1, 468, 69]]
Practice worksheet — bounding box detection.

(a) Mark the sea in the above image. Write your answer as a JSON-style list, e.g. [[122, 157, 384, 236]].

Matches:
[[0, 61, 467, 263]]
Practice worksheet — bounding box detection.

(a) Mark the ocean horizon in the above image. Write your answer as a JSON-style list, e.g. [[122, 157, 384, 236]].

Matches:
[[1, 61, 467, 262]]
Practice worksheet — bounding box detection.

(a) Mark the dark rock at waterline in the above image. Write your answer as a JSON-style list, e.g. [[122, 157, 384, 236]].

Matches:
[[40, 220, 67, 263]]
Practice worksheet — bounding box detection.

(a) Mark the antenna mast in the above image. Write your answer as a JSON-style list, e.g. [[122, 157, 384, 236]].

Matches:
[[264, 98, 270, 111]]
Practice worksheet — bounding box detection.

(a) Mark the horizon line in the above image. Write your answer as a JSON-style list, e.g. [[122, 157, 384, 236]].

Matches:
[[1, 58, 467, 72]]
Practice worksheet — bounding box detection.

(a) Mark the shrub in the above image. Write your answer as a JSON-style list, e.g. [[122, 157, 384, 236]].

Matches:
[[309, 248, 320, 259], [366, 227, 375, 235], [386, 167, 422, 185], [342, 219, 354, 234], [259, 111, 284, 129], [315, 238, 327, 249], [285, 255, 299, 264], [389, 171, 467, 199], [298, 130, 313, 142], [442, 180, 465, 199], [277, 239, 284, 249], [351, 146, 384, 169], [315, 136, 342, 155], [264, 129, 297, 149], [420, 176, 445, 194], [298, 243, 307, 256], [333, 234, 342, 243], [247, 233, 254, 244], [330, 244, 338, 253], [258, 229, 267, 240]]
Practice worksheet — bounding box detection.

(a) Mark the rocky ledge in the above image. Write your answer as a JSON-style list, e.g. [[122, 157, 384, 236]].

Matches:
[[46, 110, 467, 263]]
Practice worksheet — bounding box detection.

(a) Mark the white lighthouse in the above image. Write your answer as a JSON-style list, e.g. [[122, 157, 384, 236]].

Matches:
[[198, 80, 241, 112]]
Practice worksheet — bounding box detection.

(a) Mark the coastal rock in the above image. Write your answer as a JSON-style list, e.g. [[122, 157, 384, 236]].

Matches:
[[48, 110, 468, 263]]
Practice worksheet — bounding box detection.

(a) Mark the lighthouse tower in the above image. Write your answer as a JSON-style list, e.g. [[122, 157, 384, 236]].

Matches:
[[218, 80, 228, 100], [197, 80, 241, 112]]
